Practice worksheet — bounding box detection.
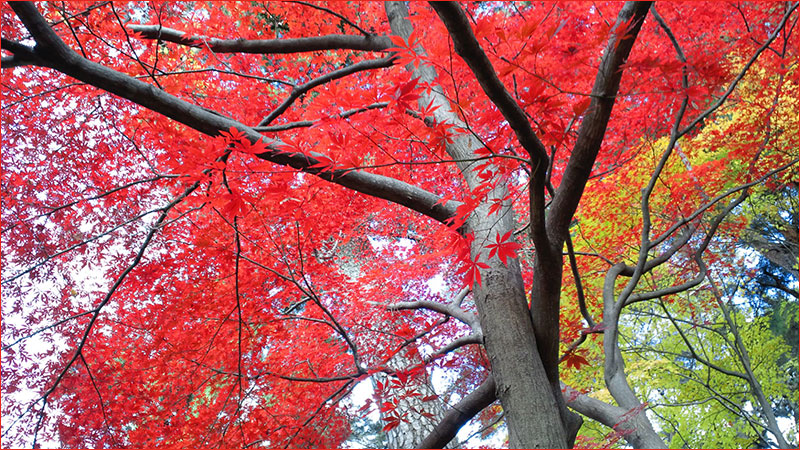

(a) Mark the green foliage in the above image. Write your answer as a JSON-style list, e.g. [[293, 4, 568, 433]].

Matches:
[[622, 298, 797, 448]]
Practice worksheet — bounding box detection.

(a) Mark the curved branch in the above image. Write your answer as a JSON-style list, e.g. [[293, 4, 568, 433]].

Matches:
[[418, 374, 668, 449], [256, 56, 395, 127], [424, 333, 483, 363], [428, 2, 549, 166], [128, 24, 392, 54], [254, 102, 388, 132], [10, 2, 458, 226], [418, 376, 497, 449], [288, 1, 371, 36], [562, 384, 666, 448], [387, 299, 478, 329]]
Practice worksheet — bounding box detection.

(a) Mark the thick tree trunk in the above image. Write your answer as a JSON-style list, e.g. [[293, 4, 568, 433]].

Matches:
[[385, 4, 570, 447], [468, 207, 569, 448]]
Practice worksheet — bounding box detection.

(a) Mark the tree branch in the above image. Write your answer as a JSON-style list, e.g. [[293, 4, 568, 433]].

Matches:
[[418, 376, 497, 449], [288, 1, 371, 36], [548, 2, 652, 241], [418, 373, 669, 449], [387, 299, 479, 330], [566, 233, 595, 327], [25, 182, 199, 448], [427, 1, 556, 254], [256, 56, 395, 127], [128, 24, 392, 53], [254, 102, 388, 132], [707, 277, 792, 448], [676, 2, 798, 138], [424, 333, 483, 363], [428, 2, 549, 166], [1, 38, 50, 68], [10, 2, 458, 226], [658, 298, 748, 380]]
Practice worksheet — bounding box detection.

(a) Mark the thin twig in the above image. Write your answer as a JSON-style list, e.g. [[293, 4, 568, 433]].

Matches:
[[289, 1, 371, 36]]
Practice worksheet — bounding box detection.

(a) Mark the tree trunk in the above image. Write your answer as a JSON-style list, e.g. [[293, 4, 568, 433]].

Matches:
[[469, 207, 569, 449], [385, 3, 570, 447]]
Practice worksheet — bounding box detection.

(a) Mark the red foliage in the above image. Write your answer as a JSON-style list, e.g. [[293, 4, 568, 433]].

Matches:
[[1, 2, 795, 448]]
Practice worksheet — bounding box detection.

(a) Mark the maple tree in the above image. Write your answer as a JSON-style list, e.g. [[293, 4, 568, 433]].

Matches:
[[1, 1, 798, 449]]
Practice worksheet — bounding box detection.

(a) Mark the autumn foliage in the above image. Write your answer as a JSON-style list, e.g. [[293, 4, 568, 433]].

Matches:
[[1, 2, 798, 449]]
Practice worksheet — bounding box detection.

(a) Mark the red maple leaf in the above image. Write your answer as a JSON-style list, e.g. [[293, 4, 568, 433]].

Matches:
[[486, 230, 522, 266], [235, 137, 268, 155], [563, 349, 591, 370]]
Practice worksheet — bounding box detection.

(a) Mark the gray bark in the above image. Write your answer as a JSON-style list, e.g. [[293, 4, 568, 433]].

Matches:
[[386, 3, 571, 447], [423, 2, 652, 447]]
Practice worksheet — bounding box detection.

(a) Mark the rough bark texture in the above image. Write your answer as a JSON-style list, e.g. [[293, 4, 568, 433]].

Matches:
[[386, 3, 571, 447], [425, 2, 653, 447]]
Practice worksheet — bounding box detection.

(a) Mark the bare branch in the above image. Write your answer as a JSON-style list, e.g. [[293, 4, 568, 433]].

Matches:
[[562, 384, 665, 448], [256, 56, 395, 127], [418, 376, 497, 449], [387, 297, 479, 330], [254, 102, 388, 132], [419, 374, 666, 450], [424, 333, 482, 363], [128, 24, 392, 54], [449, 286, 470, 308]]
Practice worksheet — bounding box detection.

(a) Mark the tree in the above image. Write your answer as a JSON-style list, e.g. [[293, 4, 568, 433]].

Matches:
[[1, 1, 797, 448]]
